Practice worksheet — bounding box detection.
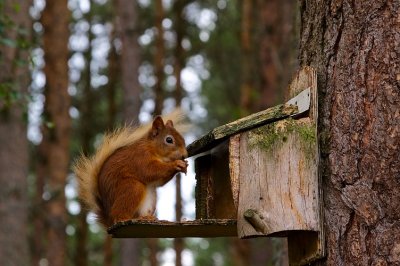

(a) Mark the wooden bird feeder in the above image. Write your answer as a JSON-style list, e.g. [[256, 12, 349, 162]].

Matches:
[[108, 67, 325, 265]]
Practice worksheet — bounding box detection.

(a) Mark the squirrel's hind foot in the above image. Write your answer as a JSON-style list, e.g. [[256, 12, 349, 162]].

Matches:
[[137, 215, 158, 221]]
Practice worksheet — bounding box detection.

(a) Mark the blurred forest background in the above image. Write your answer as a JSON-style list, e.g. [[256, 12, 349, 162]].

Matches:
[[0, 0, 301, 265]]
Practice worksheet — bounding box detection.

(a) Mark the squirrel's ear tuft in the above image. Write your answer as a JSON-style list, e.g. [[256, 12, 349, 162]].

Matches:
[[151, 116, 165, 137], [165, 120, 174, 128]]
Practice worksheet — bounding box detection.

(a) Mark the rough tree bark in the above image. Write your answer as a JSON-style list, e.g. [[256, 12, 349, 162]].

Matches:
[[41, 1, 71, 265], [299, 1, 400, 265], [0, 0, 31, 265]]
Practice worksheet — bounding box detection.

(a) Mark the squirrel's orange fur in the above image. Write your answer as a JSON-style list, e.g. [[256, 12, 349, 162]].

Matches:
[[73, 109, 189, 227]]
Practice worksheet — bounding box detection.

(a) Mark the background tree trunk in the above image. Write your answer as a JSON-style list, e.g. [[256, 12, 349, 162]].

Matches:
[[145, 0, 167, 263], [174, 175, 184, 266], [299, 1, 400, 264], [147, 238, 159, 266], [153, 0, 165, 115], [103, 10, 120, 266], [115, 0, 142, 265], [239, 0, 255, 116], [116, 0, 141, 122], [33, 142, 46, 266], [257, 0, 299, 109], [120, 240, 142, 266], [41, 0, 71, 265], [106, 26, 119, 131], [74, 5, 94, 265], [104, 235, 114, 266], [0, 0, 31, 265], [173, 1, 186, 265]]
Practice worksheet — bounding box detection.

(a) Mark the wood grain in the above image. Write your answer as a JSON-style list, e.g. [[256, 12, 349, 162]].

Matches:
[[235, 67, 324, 265], [229, 134, 240, 209], [195, 142, 237, 220], [237, 125, 319, 237]]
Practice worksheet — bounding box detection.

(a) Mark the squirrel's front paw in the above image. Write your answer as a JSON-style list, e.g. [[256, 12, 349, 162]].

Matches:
[[175, 160, 188, 174]]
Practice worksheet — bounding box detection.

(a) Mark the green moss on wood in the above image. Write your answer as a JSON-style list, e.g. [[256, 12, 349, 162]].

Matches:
[[248, 118, 316, 157]]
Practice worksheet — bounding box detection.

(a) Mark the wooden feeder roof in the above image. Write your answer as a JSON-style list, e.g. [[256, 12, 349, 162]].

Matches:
[[187, 87, 310, 157]]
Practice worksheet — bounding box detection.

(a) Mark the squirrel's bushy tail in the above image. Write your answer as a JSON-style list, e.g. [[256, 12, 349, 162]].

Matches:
[[72, 109, 190, 225]]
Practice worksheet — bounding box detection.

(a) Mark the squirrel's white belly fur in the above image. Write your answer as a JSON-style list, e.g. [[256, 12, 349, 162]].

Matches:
[[138, 185, 157, 217]]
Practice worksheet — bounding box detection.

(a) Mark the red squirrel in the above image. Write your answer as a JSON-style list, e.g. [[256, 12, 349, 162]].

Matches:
[[73, 110, 188, 227]]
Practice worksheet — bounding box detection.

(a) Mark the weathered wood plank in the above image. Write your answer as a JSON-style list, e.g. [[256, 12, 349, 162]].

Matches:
[[195, 142, 237, 220], [237, 120, 319, 238], [108, 219, 237, 238], [194, 154, 212, 219], [187, 103, 299, 157], [235, 66, 324, 265], [229, 134, 240, 210], [287, 66, 324, 265]]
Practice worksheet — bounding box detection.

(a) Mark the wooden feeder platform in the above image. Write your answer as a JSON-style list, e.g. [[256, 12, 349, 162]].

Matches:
[[108, 219, 237, 238]]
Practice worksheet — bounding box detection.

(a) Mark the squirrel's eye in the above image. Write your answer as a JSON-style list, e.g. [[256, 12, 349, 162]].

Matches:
[[165, 135, 174, 144]]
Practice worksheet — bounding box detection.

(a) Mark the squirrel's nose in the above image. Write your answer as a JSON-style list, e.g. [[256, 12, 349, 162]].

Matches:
[[182, 150, 188, 159]]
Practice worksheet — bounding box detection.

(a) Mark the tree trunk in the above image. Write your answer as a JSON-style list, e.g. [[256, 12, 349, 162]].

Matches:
[[299, 1, 400, 264], [257, 0, 299, 109], [120, 239, 142, 266], [41, 1, 71, 265], [147, 238, 159, 266], [75, 211, 89, 266], [33, 143, 46, 266], [103, 9, 120, 266], [174, 177, 184, 266], [153, 0, 165, 115], [116, 0, 141, 121], [115, 0, 142, 265], [74, 5, 94, 265], [173, 0, 185, 106], [239, 0, 255, 116], [104, 235, 113, 266], [173, 1, 186, 265], [0, 0, 31, 265], [145, 0, 168, 262], [106, 27, 119, 131]]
